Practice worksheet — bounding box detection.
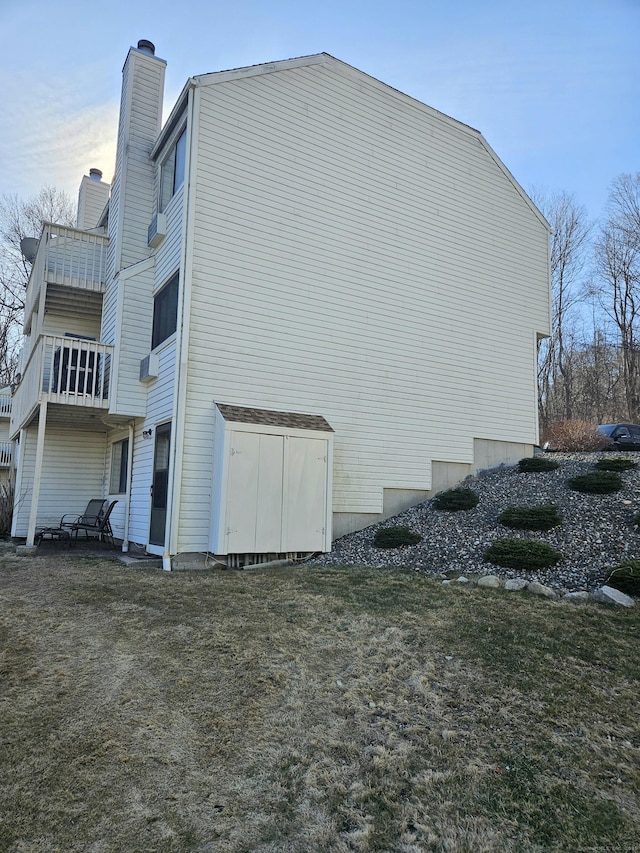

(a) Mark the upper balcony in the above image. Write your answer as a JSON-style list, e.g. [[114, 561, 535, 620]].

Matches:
[[10, 335, 113, 437], [24, 224, 109, 335]]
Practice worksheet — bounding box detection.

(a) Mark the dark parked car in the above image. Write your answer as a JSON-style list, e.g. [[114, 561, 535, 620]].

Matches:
[[598, 423, 640, 450]]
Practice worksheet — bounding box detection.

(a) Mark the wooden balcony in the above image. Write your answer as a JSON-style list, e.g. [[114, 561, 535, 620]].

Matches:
[[24, 224, 108, 333], [11, 335, 113, 436]]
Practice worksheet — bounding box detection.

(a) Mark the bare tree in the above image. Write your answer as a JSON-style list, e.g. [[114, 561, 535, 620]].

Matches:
[[592, 205, 640, 421], [531, 189, 592, 430], [608, 172, 640, 249], [0, 187, 75, 385]]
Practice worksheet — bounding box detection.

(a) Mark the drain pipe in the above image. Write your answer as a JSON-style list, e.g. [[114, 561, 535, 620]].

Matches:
[[121, 422, 134, 552]]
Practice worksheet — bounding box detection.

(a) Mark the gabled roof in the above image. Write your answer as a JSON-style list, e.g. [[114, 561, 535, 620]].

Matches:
[[152, 52, 548, 230]]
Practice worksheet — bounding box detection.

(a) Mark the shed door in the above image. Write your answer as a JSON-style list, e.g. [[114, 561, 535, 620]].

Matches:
[[284, 437, 327, 552], [224, 430, 328, 554], [226, 432, 284, 553]]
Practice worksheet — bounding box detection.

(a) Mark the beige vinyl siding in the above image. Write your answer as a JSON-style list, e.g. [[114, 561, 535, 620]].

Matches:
[[12, 426, 106, 535], [127, 343, 176, 545], [127, 420, 153, 546], [154, 186, 184, 286], [105, 48, 165, 343], [101, 277, 119, 346], [176, 58, 549, 548], [105, 428, 131, 540], [109, 262, 154, 417], [41, 311, 102, 341]]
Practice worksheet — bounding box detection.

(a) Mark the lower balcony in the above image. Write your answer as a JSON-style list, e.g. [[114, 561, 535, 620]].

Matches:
[[11, 335, 113, 435], [0, 442, 12, 467]]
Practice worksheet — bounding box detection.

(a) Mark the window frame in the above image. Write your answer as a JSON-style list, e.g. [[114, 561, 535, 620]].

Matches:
[[152, 272, 179, 350], [109, 437, 129, 495], [159, 126, 187, 212]]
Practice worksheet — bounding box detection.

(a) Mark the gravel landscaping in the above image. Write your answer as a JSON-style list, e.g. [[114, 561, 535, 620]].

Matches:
[[310, 452, 640, 592]]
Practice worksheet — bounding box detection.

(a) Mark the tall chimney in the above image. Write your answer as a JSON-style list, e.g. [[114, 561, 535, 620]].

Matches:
[[106, 41, 166, 277]]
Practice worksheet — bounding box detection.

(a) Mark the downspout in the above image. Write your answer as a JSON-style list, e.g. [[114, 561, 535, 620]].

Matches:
[[121, 421, 134, 551], [163, 80, 198, 571]]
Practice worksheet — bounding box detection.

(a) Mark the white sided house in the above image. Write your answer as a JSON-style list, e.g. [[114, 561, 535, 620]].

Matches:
[[11, 41, 550, 568]]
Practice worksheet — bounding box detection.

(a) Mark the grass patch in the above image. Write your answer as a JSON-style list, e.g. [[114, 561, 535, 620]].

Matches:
[[1, 555, 639, 851], [498, 504, 562, 531]]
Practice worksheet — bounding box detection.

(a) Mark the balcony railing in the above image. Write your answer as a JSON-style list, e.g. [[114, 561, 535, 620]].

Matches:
[[24, 224, 108, 331], [0, 442, 13, 467], [11, 335, 113, 435], [0, 396, 11, 417]]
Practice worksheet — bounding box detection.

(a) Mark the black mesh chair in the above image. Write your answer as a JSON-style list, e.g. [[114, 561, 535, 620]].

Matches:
[[69, 500, 118, 548]]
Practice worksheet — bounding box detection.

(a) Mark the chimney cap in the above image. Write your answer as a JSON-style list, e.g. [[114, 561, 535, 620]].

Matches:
[[137, 39, 155, 55], [89, 168, 103, 181]]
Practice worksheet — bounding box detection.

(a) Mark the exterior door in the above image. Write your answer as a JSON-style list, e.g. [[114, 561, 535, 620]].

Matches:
[[149, 422, 171, 546]]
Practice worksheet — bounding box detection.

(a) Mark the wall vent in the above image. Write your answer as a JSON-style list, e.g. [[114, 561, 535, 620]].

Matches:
[[147, 212, 167, 248], [139, 352, 159, 382]]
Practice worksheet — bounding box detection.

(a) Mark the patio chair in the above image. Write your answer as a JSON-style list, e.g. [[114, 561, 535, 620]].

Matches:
[[70, 499, 118, 548], [60, 499, 108, 532]]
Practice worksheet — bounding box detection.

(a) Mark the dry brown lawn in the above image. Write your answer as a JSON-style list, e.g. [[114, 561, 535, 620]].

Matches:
[[1, 546, 640, 852]]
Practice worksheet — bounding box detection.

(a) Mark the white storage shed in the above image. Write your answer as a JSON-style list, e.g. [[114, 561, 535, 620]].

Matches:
[[209, 404, 334, 557]]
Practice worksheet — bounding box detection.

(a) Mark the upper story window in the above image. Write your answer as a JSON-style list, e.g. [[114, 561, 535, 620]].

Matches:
[[159, 127, 187, 211], [152, 272, 179, 349]]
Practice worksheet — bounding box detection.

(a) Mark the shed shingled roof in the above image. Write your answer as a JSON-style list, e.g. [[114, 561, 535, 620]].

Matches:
[[216, 403, 333, 432]]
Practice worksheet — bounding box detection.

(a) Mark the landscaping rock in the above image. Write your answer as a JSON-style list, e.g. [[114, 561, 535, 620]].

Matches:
[[527, 581, 556, 598], [15, 545, 38, 557], [504, 578, 528, 591], [478, 575, 502, 588], [591, 586, 635, 608], [563, 591, 590, 602], [310, 451, 640, 595]]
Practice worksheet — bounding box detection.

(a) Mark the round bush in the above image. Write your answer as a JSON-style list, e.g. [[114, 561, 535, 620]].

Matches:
[[483, 538, 562, 571], [594, 457, 638, 472], [433, 488, 479, 511], [373, 525, 422, 549], [498, 504, 562, 531], [567, 471, 623, 494], [518, 457, 560, 473], [605, 561, 640, 596]]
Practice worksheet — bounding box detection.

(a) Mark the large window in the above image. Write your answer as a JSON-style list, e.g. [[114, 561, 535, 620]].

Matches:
[[159, 127, 187, 211], [152, 273, 179, 349], [109, 438, 129, 494]]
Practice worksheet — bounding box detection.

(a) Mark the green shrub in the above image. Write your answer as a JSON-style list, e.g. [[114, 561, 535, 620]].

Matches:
[[373, 525, 422, 549], [433, 488, 479, 511], [498, 504, 562, 531], [567, 471, 623, 494], [518, 457, 560, 473], [594, 456, 638, 472], [483, 538, 562, 571], [605, 561, 640, 596]]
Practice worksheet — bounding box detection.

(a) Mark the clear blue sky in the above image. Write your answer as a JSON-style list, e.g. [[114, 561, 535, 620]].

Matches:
[[1, 0, 638, 223]]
